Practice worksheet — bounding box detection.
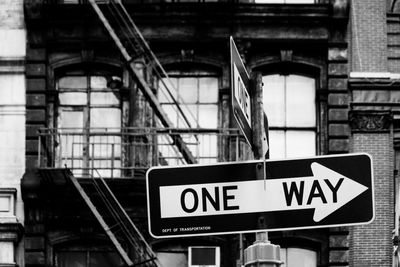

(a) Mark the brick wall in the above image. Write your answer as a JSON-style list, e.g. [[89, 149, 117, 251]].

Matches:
[[350, 132, 394, 266], [387, 13, 400, 73], [351, 0, 388, 72]]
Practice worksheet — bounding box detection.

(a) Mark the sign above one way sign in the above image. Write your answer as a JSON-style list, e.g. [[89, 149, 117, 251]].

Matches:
[[230, 37, 252, 147], [146, 153, 374, 238]]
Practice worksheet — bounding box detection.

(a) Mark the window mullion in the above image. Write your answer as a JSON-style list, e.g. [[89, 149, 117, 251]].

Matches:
[[284, 75, 287, 157], [196, 77, 200, 128], [83, 75, 91, 174], [86, 75, 91, 130], [87, 251, 90, 267]]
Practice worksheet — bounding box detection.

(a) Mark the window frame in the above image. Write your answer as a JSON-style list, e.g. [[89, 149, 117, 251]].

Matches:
[[54, 64, 125, 129], [263, 73, 317, 158], [158, 63, 222, 164], [53, 239, 124, 267], [271, 235, 323, 267], [53, 64, 126, 177], [258, 63, 323, 158], [279, 247, 318, 267], [159, 64, 221, 129]]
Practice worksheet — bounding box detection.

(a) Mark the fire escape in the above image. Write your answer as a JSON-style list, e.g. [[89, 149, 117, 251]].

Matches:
[[88, 0, 198, 165], [36, 1, 244, 266]]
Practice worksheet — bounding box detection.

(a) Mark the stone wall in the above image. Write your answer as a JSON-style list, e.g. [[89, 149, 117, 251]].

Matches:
[[0, 0, 25, 266]]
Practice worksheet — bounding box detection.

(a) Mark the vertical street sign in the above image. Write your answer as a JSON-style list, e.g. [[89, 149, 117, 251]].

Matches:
[[230, 37, 252, 147], [146, 153, 374, 238]]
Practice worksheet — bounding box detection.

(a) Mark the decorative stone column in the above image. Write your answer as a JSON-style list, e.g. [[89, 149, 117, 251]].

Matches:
[[348, 110, 394, 267]]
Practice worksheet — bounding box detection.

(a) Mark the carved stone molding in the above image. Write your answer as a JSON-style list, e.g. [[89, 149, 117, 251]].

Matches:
[[349, 111, 392, 133]]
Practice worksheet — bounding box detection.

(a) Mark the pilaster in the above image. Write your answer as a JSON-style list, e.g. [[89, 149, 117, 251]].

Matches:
[[0, 0, 26, 266], [348, 110, 394, 267]]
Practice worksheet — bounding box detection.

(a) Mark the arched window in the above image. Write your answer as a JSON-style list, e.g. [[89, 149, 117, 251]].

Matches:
[[55, 65, 124, 177], [263, 74, 316, 159], [158, 64, 220, 164], [159, 66, 219, 129]]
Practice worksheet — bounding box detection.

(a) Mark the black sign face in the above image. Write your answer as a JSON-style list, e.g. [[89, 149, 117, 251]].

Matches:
[[230, 37, 252, 146], [146, 153, 374, 238]]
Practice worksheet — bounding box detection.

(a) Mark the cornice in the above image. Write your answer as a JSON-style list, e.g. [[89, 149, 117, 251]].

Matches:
[[348, 76, 400, 90]]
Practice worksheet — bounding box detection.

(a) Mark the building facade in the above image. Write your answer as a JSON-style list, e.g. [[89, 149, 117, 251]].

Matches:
[[0, 0, 25, 266], [0, 0, 398, 266]]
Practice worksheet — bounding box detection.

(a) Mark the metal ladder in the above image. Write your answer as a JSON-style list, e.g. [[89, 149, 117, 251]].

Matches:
[[88, 0, 197, 164], [65, 168, 161, 267]]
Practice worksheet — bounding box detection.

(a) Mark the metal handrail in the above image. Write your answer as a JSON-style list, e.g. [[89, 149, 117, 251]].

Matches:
[[38, 127, 249, 178]]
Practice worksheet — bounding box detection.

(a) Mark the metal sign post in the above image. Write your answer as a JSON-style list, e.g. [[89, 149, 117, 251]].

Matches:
[[247, 71, 279, 267], [250, 71, 268, 160]]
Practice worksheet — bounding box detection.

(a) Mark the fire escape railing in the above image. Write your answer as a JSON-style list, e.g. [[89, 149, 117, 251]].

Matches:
[[38, 127, 247, 179], [38, 2, 251, 265], [63, 168, 160, 266], [45, 0, 323, 4], [88, 0, 199, 164], [37, 127, 247, 266]]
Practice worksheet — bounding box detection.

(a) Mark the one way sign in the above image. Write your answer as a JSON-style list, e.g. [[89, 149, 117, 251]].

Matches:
[[146, 153, 374, 238]]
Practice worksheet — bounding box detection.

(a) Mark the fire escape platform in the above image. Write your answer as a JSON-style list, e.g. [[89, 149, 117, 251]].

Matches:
[[22, 168, 159, 267], [22, 168, 147, 203]]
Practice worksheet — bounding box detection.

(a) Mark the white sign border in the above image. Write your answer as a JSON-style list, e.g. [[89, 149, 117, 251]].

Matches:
[[146, 153, 375, 238]]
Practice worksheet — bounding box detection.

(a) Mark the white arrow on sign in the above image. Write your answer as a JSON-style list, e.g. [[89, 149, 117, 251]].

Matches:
[[159, 163, 368, 222]]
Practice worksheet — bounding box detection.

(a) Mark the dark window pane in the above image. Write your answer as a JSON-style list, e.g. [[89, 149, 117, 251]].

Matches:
[[191, 247, 216, 265], [89, 252, 123, 267], [57, 252, 86, 267]]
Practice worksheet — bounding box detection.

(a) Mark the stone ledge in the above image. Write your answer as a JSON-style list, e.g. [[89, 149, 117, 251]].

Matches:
[[0, 57, 25, 74], [0, 263, 18, 267], [0, 223, 24, 243]]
